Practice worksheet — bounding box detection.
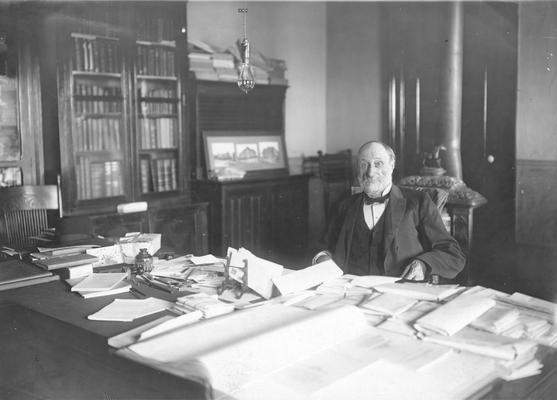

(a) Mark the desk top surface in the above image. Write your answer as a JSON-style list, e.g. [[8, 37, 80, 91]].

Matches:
[[0, 278, 168, 339]]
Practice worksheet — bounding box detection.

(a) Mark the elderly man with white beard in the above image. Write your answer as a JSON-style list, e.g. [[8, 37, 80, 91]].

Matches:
[[313, 141, 465, 281]]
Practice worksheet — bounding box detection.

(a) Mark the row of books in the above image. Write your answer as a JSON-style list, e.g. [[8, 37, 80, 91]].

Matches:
[[72, 34, 121, 74], [136, 44, 176, 77], [74, 99, 122, 114], [77, 159, 123, 200], [139, 102, 177, 115], [138, 86, 176, 99], [73, 117, 121, 152], [74, 83, 122, 97], [138, 117, 177, 149], [140, 156, 178, 193]]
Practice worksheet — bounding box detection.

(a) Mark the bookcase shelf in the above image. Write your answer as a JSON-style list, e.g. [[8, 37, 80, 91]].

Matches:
[[137, 75, 178, 81], [72, 71, 122, 79]]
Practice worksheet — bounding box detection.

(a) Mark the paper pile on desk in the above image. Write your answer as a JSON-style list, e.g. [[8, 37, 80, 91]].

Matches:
[[175, 292, 234, 318], [68, 272, 130, 299], [414, 292, 496, 336], [88, 297, 172, 321], [374, 282, 463, 302], [272, 259, 343, 295]]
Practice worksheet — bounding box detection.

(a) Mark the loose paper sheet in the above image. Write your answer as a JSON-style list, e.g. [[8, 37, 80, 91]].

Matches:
[[88, 297, 172, 321], [272, 259, 343, 295]]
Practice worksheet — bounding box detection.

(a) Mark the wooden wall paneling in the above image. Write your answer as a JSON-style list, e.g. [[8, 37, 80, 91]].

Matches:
[[516, 160, 557, 247], [224, 186, 265, 257]]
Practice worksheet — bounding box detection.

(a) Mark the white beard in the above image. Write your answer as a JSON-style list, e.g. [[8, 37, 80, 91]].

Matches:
[[361, 176, 390, 196]]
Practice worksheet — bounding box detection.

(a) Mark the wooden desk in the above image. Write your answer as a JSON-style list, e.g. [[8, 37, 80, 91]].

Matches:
[[2, 275, 557, 400], [0, 280, 206, 399]]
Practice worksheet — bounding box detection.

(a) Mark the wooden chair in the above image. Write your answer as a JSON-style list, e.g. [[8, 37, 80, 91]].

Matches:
[[318, 149, 354, 220], [0, 185, 61, 250], [352, 185, 449, 214]]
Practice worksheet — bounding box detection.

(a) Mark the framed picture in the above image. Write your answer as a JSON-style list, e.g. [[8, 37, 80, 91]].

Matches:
[[203, 131, 288, 179]]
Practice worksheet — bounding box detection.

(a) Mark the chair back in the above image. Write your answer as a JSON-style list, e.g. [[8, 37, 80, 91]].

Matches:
[[318, 149, 354, 220], [0, 185, 60, 249], [352, 185, 449, 213]]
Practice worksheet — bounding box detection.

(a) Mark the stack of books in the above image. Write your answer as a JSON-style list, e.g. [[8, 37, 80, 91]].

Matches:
[[212, 52, 237, 82], [0, 259, 59, 291], [32, 251, 99, 280], [188, 52, 218, 81]]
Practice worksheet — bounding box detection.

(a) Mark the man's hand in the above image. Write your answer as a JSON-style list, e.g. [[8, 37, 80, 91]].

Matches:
[[400, 259, 427, 281], [312, 251, 332, 265]]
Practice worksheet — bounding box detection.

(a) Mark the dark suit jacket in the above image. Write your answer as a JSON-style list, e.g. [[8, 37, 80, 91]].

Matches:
[[324, 185, 465, 279]]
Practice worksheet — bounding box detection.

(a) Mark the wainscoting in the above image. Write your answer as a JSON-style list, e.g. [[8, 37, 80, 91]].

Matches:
[[516, 159, 557, 247]]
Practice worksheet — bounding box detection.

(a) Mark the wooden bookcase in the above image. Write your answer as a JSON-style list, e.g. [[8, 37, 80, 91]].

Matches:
[[49, 2, 189, 216], [0, 6, 44, 187], [38, 2, 207, 254]]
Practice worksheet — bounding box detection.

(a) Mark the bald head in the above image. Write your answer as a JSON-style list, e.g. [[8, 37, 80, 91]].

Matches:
[[357, 141, 395, 196], [358, 141, 396, 164]]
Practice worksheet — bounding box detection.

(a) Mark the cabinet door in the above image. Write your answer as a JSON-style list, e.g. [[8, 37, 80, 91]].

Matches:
[[132, 6, 188, 199], [57, 5, 129, 214], [221, 184, 267, 258]]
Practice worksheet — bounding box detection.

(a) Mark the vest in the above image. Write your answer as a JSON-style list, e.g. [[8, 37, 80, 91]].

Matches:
[[346, 204, 386, 276]]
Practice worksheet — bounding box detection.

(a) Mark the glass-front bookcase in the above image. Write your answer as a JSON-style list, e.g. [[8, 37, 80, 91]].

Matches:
[[54, 3, 188, 215]]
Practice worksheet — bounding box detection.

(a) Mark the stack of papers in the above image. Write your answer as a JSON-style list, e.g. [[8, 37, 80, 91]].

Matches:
[[316, 275, 373, 297], [414, 293, 496, 336], [88, 297, 172, 321], [360, 292, 418, 317], [470, 304, 521, 334], [69, 272, 130, 299], [175, 292, 234, 318], [375, 282, 463, 302]]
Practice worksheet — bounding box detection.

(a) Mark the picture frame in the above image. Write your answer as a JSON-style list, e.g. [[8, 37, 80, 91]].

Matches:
[[203, 130, 289, 179]]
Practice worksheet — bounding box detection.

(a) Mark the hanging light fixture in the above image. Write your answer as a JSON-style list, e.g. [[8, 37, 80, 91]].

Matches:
[[237, 7, 255, 94]]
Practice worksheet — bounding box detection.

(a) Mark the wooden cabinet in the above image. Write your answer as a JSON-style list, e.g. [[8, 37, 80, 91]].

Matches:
[[188, 80, 287, 180], [44, 2, 189, 216], [193, 175, 309, 266], [89, 202, 209, 255]]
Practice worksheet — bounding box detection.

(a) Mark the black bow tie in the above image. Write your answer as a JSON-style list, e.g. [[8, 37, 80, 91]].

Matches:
[[364, 192, 390, 205]]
